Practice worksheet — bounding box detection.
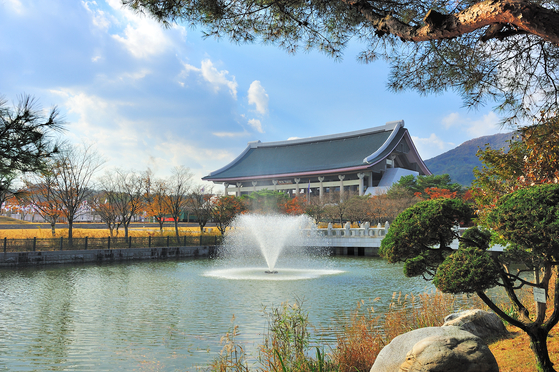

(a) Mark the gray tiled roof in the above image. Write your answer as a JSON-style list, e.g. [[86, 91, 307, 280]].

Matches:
[[204, 122, 406, 180]]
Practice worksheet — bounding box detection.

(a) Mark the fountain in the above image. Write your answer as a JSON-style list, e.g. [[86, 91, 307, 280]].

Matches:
[[205, 214, 343, 280]]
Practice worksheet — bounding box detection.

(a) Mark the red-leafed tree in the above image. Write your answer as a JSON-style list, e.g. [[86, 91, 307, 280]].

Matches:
[[212, 195, 247, 235]]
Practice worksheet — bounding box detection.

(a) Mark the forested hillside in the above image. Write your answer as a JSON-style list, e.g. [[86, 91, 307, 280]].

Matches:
[[424, 132, 515, 186]]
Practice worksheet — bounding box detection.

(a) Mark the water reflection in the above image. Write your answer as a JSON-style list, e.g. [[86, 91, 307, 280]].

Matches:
[[0, 257, 432, 371]]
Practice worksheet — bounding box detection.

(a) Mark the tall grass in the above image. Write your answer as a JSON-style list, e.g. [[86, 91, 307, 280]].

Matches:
[[332, 291, 485, 372], [209, 291, 487, 372]]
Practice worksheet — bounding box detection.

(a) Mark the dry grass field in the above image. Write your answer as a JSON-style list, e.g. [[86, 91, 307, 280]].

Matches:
[[0, 226, 219, 239]]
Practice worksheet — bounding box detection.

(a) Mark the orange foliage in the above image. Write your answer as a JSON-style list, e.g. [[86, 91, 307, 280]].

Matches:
[[415, 187, 457, 200], [280, 196, 304, 215]]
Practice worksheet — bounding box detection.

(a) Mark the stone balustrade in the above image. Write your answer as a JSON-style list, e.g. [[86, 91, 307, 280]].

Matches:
[[304, 221, 390, 238]]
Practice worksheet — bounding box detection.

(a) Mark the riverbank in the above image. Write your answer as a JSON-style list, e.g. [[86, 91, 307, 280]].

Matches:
[[0, 245, 217, 267]]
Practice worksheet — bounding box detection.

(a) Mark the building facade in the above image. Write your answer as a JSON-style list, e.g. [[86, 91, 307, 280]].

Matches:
[[203, 120, 431, 198]]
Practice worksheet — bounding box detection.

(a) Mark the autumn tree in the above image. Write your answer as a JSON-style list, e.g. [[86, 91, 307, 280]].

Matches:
[[187, 185, 215, 235], [125, 0, 559, 122], [394, 174, 462, 198], [324, 191, 354, 225], [212, 195, 247, 235], [414, 187, 458, 200], [144, 178, 171, 233], [164, 166, 193, 243], [304, 195, 328, 224], [21, 172, 65, 236], [48, 144, 104, 246], [89, 191, 121, 237], [472, 114, 559, 221], [98, 170, 145, 239], [344, 195, 370, 224], [279, 196, 305, 215]]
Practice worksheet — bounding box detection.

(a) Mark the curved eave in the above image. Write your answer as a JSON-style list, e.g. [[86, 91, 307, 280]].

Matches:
[[364, 130, 431, 175], [363, 120, 404, 163], [402, 131, 432, 175]]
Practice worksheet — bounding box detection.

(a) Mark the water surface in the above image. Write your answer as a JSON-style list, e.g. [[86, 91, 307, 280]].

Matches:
[[0, 257, 433, 371]]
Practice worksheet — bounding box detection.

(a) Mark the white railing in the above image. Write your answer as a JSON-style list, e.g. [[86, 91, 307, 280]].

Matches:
[[304, 221, 390, 238]]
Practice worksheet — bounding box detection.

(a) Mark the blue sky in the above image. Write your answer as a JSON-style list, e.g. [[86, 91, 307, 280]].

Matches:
[[0, 0, 509, 185]]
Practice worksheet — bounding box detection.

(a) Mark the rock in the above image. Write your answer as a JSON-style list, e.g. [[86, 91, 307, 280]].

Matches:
[[399, 332, 498, 372], [371, 326, 468, 372], [443, 309, 508, 341]]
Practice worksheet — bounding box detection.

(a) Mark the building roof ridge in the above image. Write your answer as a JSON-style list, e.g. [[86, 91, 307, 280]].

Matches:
[[250, 120, 404, 149]]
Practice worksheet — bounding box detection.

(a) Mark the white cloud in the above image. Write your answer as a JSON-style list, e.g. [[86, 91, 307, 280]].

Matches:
[[248, 118, 264, 133], [440, 111, 501, 137], [3, 0, 24, 14], [212, 131, 249, 138], [82, 1, 114, 31], [412, 133, 456, 160], [465, 112, 501, 137], [441, 112, 461, 129], [180, 59, 238, 99], [101, 0, 182, 59], [248, 80, 269, 115]]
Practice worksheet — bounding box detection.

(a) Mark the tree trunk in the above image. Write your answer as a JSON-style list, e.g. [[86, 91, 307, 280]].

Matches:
[[528, 326, 555, 372], [124, 222, 129, 239], [68, 220, 73, 247], [50, 221, 56, 237], [174, 218, 180, 244]]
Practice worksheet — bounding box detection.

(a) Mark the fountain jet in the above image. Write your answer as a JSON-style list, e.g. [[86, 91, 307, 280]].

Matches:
[[224, 214, 315, 272]]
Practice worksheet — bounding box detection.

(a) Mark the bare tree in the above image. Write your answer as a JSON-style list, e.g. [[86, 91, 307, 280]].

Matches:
[[98, 169, 145, 239], [21, 171, 65, 236], [165, 166, 193, 243], [187, 185, 215, 235], [89, 190, 121, 237], [50, 144, 104, 246]]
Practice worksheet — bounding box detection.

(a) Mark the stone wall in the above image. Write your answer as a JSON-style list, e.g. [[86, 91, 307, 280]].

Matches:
[[0, 246, 217, 267]]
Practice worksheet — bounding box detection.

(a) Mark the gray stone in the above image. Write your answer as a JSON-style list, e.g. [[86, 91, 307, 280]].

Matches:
[[443, 309, 508, 341], [371, 326, 469, 372], [399, 332, 499, 372]]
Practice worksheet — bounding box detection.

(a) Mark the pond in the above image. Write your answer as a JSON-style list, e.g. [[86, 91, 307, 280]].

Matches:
[[0, 256, 433, 371]]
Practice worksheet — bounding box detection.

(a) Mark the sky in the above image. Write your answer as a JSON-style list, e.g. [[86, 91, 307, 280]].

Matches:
[[0, 0, 510, 186]]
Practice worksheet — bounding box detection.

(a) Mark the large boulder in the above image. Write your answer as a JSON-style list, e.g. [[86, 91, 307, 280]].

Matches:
[[370, 326, 498, 372], [371, 326, 462, 372], [399, 332, 499, 372], [443, 309, 508, 341]]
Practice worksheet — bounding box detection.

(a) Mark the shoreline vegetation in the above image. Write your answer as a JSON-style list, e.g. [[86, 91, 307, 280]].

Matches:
[[208, 283, 559, 372]]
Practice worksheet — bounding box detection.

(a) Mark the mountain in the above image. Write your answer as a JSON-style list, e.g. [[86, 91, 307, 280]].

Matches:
[[424, 132, 516, 186]]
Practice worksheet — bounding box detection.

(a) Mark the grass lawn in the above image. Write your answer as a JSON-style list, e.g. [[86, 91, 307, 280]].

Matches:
[[0, 216, 32, 224], [490, 326, 559, 371]]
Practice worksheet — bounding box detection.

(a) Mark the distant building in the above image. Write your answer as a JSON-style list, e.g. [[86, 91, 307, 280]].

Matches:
[[202, 120, 431, 198]]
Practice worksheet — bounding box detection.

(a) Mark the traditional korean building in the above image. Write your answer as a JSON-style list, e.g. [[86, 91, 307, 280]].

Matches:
[[202, 120, 431, 198]]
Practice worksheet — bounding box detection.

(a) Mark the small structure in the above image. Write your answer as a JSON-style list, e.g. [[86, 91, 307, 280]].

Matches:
[[203, 120, 431, 197]]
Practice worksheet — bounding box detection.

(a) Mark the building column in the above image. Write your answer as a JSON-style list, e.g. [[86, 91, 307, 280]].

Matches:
[[368, 172, 373, 188], [338, 175, 345, 201], [272, 179, 278, 192], [357, 173, 365, 196], [294, 178, 300, 195], [224, 182, 229, 196], [252, 181, 258, 193], [318, 176, 325, 200], [236, 182, 242, 197]]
